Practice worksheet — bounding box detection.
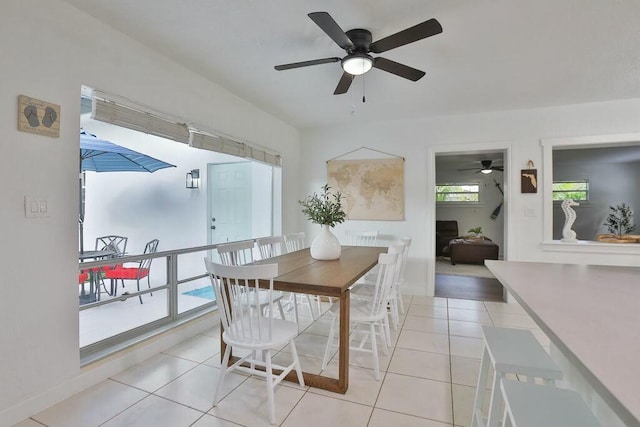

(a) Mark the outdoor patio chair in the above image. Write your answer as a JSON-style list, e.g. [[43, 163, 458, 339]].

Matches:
[[78, 272, 90, 303], [95, 235, 128, 256], [94, 235, 128, 296], [204, 259, 305, 424], [105, 239, 159, 304], [217, 240, 285, 319], [78, 272, 88, 284]]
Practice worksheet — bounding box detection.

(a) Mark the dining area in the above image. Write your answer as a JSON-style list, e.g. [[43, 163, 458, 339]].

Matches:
[[70, 215, 634, 427], [65, 227, 638, 427], [36, 244, 545, 426], [180, 229, 424, 424]]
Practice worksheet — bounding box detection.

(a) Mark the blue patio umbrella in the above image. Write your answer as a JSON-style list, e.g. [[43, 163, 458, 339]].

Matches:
[[79, 131, 176, 251]]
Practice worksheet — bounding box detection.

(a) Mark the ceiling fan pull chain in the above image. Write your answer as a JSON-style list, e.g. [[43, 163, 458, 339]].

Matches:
[[362, 74, 366, 103]]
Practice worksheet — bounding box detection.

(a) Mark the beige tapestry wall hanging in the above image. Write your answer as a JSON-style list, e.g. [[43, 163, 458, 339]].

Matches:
[[327, 152, 404, 221]]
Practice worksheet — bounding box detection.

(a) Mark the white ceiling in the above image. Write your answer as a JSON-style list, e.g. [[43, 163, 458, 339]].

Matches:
[[62, 0, 640, 130]]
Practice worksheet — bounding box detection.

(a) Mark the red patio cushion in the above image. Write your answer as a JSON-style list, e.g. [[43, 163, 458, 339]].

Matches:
[[106, 267, 149, 280]]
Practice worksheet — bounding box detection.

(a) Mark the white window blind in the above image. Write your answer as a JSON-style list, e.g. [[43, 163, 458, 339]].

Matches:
[[92, 98, 191, 144], [191, 132, 281, 167]]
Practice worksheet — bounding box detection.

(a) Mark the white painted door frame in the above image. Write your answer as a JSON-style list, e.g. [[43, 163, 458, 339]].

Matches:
[[426, 142, 515, 298]]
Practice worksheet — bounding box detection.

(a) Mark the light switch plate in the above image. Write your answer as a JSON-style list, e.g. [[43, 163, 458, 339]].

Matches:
[[24, 196, 49, 218]]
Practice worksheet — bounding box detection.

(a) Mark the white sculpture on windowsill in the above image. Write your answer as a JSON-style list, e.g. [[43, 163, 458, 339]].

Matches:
[[561, 199, 579, 242]]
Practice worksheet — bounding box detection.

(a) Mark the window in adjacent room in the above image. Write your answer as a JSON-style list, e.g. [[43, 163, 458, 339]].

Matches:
[[552, 180, 589, 201], [436, 183, 480, 202]]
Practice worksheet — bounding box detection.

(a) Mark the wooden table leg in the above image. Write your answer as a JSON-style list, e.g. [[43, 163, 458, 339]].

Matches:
[[337, 289, 350, 393]]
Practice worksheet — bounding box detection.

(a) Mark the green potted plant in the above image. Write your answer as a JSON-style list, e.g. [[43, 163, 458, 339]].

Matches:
[[467, 226, 482, 236], [299, 184, 346, 260], [603, 203, 635, 238]]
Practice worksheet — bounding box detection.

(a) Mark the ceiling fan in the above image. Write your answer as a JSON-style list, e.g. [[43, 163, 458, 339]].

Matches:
[[458, 160, 504, 174], [274, 12, 442, 95]]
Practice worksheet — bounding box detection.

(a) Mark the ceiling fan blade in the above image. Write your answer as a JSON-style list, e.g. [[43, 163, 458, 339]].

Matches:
[[274, 57, 341, 71], [334, 72, 354, 95], [308, 12, 354, 50], [493, 166, 504, 171], [457, 168, 481, 171], [373, 57, 425, 81], [369, 18, 442, 53]]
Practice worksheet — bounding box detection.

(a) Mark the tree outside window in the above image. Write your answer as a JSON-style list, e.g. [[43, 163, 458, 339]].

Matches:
[[552, 180, 589, 201], [436, 184, 479, 202]]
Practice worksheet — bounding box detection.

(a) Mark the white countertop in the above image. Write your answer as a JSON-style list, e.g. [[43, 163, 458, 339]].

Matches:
[[486, 260, 640, 427]]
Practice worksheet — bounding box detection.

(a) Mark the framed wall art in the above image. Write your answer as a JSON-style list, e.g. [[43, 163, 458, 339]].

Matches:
[[18, 95, 60, 138]]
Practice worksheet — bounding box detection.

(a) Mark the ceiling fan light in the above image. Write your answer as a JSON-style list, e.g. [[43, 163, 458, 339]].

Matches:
[[342, 54, 373, 76], [481, 169, 493, 174]]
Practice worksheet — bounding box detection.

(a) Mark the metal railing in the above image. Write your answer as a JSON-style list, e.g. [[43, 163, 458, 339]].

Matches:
[[78, 242, 233, 361]]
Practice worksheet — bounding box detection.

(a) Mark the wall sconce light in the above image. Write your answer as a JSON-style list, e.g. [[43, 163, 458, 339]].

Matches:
[[186, 169, 200, 189]]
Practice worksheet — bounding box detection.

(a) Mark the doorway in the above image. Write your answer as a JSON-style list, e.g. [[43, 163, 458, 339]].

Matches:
[[207, 161, 274, 246], [430, 147, 510, 301]]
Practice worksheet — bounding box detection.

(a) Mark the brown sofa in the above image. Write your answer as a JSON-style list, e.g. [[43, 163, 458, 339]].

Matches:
[[447, 237, 499, 265]]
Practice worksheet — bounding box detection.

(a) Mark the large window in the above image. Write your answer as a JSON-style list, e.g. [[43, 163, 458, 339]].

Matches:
[[436, 183, 479, 202], [78, 87, 282, 362], [552, 180, 589, 201]]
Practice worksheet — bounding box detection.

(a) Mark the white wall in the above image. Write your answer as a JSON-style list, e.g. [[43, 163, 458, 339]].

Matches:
[[0, 1, 299, 424], [299, 99, 640, 295]]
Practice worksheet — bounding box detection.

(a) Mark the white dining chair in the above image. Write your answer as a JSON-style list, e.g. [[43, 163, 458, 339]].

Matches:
[[346, 230, 379, 246], [353, 238, 410, 331], [256, 235, 286, 259], [216, 240, 257, 266], [216, 240, 286, 319], [283, 232, 306, 253], [204, 259, 305, 425], [257, 235, 316, 322], [395, 236, 412, 315], [321, 250, 398, 380], [281, 232, 323, 319]]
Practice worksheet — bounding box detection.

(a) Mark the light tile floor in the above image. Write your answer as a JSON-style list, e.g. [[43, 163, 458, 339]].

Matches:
[[15, 295, 549, 427]]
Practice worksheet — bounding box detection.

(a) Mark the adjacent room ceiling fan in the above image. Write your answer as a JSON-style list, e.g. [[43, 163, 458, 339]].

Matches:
[[458, 160, 504, 174], [274, 12, 442, 95]]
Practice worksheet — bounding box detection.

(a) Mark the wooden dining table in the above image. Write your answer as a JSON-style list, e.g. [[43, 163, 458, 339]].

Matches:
[[221, 245, 386, 394]]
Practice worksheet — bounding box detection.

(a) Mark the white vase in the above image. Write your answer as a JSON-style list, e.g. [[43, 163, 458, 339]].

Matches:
[[310, 224, 341, 260]]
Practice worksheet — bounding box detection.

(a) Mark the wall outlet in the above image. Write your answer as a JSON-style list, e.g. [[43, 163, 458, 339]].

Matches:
[[24, 196, 49, 218]]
